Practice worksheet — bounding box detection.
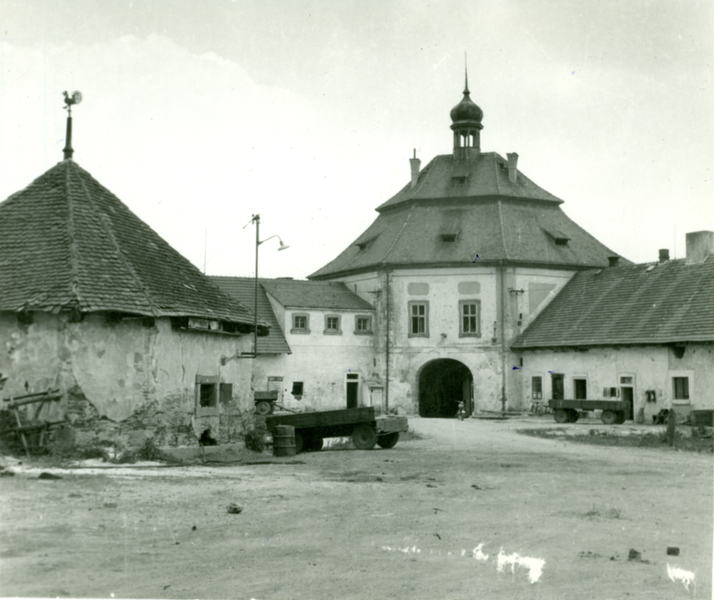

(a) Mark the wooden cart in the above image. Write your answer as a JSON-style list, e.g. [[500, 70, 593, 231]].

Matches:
[[1, 389, 65, 456], [548, 399, 629, 425], [265, 407, 408, 453]]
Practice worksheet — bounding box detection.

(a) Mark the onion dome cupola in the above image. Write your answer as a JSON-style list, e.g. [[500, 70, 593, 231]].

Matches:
[[450, 70, 483, 160]]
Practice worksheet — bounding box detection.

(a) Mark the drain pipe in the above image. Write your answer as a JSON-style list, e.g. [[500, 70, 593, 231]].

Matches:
[[499, 261, 507, 414], [384, 269, 391, 414]]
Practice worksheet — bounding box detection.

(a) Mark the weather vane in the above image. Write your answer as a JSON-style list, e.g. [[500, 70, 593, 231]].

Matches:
[[63, 90, 82, 115], [62, 90, 82, 160]]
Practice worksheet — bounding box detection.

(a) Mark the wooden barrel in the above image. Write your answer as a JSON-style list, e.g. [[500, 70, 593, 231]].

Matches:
[[272, 425, 296, 457]]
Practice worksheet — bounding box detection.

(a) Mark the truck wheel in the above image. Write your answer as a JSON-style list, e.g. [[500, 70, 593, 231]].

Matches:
[[601, 410, 617, 425], [568, 410, 580, 423], [255, 401, 273, 415], [376, 432, 400, 449], [352, 424, 377, 450], [554, 409, 569, 423], [615, 412, 626, 424]]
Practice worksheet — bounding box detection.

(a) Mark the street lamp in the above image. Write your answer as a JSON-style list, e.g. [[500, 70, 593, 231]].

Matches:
[[252, 214, 289, 357]]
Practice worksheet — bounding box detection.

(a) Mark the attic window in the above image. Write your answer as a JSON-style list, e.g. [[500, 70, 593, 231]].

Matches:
[[441, 233, 458, 243], [542, 227, 570, 247], [356, 236, 378, 251], [170, 316, 246, 336]]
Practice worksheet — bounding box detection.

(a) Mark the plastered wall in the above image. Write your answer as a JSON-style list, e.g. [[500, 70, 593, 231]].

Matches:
[[517, 344, 714, 420], [1, 311, 253, 445]]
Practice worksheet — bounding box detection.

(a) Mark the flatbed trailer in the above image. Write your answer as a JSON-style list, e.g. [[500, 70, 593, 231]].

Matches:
[[548, 399, 630, 425], [265, 407, 408, 453]]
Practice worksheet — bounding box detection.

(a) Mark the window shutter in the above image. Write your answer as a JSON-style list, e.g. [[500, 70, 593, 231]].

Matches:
[[220, 383, 233, 404]]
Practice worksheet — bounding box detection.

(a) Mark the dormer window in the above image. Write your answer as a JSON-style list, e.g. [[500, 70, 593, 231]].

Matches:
[[356, 235, 378, 251], [542, 226, 570, 247]]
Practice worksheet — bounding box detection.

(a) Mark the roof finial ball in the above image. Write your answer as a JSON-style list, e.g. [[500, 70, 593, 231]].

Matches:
[[62, 90, 82, 161], [450, 59, 483, 161]]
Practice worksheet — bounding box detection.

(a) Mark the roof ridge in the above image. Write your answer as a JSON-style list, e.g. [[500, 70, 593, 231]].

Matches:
[[496, 200, 510, 260], [71, 163, 160, 316]]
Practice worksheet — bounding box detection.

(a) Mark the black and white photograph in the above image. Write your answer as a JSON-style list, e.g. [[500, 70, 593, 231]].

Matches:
[[0, 1, 712, 598]]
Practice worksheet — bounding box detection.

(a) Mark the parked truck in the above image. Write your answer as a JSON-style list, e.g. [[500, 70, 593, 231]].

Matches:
[[265, 407, 408, 453], [548, 399, 630, 424]]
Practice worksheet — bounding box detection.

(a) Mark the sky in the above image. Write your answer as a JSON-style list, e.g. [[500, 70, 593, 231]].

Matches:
[[1, 0, 713, 279]]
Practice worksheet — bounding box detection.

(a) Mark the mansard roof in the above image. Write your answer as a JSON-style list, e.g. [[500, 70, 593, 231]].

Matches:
[[0, 160, 266, 330], [210, 277, 291, 355], [310, 153, 623, 279], [512, 255, 714, 348]]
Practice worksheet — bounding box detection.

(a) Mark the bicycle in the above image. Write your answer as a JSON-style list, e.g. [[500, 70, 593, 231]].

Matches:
[[529, 401, 549, 416]]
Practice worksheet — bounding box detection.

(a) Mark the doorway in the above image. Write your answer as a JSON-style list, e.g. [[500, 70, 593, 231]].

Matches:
[[346, 373, 359, 409], [620, 376, 634, 420], [418, 359, 473, 418], [551, 373, 564, 400]]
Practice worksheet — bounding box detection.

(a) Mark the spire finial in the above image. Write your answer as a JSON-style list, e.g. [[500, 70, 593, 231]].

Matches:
[[62, 90, 83, 160], [464, 53, 469, 95]]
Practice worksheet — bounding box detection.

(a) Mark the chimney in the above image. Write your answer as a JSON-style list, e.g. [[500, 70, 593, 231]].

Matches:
[[409, 149, 421, 189], [686, 230, 714, 264], [658, 249, 670, 263], [506, 153, 518, 183], [607, 256, 620, 267]]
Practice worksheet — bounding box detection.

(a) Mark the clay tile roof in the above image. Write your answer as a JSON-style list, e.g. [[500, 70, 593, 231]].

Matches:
[[209, 277, 291, 355], [512, 255, 714, 348], [0, 160, 267, 328], [259, 279, 374, 311]]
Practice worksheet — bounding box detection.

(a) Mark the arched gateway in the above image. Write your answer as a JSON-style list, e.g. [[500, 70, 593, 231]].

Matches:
[[418, 359, 473, 418]]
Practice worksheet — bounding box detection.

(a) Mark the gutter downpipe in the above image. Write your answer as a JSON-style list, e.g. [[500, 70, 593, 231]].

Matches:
[[384, 268, 391, 414], [499, 261, 507, 414]]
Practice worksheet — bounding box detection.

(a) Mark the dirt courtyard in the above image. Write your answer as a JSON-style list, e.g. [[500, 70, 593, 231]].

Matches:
[[0, 416, 711, 599]]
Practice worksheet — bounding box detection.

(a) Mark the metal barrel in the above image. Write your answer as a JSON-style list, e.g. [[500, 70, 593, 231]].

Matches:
[[272, 425, 296, 457]]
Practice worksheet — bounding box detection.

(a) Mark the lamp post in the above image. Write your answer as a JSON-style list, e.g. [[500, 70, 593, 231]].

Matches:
[[252, 214, 289, 358]]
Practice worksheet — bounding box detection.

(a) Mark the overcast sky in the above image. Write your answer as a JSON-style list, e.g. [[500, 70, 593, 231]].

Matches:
[[1, 1, 713, 278]]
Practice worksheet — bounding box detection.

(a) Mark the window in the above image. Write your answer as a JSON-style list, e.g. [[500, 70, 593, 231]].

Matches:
[[459, 300, 481, 337], [324, 315, 341, 335], [574, 378, 587, 400], [532, 376, 542, 400], [673, 377, 689, 400], [195, 375, 220, 415], [199, 383, 216, 407], [291, 381, 304, 398], [408, 301, 429, 337], [355, 315, 373, 334], [291, 313, 310, 334]]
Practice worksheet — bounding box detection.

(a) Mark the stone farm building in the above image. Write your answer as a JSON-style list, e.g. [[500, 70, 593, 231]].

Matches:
[[0, 158, 270, 446], [211, 277, 380, 412], [512, 231, 714, 423]]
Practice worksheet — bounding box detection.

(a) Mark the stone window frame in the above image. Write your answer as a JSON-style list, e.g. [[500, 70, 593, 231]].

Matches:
[[408, 301, 429, 338], [671, 371, 693, 404], [458, 299, 481, 337], [323, 314, 342, 335], [354, 314, 373, 335], [291, 313, 310, 334], [195, 374, 220, 417]]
